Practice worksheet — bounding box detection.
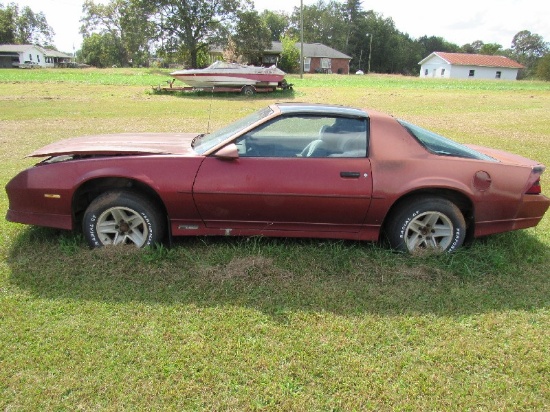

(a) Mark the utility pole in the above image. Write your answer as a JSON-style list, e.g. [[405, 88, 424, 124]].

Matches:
[[367, 33, 373, 74], [300, 0, 304, 78]]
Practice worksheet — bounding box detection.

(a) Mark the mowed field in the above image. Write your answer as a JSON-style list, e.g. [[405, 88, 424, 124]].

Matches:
[[1, 68, 549, 410]]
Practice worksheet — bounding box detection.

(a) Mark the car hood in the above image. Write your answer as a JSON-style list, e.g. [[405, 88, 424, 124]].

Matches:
[[466, 144, 545, 168], [28, 133, 200, 157]]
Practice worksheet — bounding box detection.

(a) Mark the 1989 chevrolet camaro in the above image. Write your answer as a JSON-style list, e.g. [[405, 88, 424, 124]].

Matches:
[[5, 103, 550, 253]]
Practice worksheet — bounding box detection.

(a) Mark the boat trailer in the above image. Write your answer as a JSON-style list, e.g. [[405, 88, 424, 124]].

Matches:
[[153, 79, 292, 96]]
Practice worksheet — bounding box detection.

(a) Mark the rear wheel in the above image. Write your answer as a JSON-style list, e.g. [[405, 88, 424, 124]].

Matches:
[[386, 197, 466, 253], [82, 191, 165, 248]]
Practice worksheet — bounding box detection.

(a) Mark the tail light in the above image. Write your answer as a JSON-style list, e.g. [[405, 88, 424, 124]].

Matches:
[[525, 166, 545, 195], [525, 179, 542, 195]]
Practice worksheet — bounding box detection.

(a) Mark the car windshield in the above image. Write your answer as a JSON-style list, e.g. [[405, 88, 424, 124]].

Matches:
[[398, 120, 496, 161], [193, 106, 274, 154]]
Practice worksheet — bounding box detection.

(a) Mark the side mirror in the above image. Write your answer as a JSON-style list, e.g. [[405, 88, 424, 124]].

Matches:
[[214, 143, 239, 159]]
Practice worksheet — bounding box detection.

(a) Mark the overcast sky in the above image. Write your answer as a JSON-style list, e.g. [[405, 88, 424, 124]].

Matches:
[[11, 0, 550, 54]]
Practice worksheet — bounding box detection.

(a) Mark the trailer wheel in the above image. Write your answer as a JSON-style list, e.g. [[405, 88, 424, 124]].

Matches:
[[241, 85, 256, 96]]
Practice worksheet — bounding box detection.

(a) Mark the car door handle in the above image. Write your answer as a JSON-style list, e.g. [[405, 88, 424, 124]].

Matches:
[[340, 171, 361, 178]]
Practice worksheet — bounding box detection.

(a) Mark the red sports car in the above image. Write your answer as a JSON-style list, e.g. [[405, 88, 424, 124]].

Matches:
[[5, 103, 550, 253]]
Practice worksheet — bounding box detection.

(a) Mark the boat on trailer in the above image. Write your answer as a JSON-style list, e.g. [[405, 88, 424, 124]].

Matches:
[[170, 61, 287, 92]]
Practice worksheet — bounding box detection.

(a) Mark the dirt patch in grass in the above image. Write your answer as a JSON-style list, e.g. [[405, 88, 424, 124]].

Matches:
[[198, 256, 293, 282]]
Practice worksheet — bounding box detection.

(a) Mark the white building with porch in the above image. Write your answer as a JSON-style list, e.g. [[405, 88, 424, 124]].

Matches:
[[0, 44, 74, 68]]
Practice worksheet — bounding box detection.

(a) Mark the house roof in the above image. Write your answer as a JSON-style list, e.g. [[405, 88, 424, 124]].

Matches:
[[270, 41, 351, 60], [420, 52, 524, 69], [210, 41, 351, 60], [0, 44, 73, 58]]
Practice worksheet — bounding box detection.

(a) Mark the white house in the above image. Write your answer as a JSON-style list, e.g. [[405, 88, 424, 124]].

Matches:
[[0, 44, 74, 68], [419, 52, 524, 80]]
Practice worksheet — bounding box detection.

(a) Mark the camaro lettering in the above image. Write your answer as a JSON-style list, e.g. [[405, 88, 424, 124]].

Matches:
[[399, 211, 419, 240]]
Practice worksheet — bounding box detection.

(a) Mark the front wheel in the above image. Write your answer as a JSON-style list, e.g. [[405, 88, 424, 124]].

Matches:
[[386, 197, 466, 253], [82, 191, 165, 248]]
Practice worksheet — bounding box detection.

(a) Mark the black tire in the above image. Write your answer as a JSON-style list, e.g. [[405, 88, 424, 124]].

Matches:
[[82, 190, 165, 248], [386, 197, 466, 253], [241, 85, 256, 96]]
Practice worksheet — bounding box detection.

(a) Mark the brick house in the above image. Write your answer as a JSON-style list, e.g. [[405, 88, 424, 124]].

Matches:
[[209, 41, 351, 74], [265, 41, 351, 74]]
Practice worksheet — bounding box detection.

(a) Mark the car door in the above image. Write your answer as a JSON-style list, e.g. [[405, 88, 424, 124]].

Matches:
[[192, 114, 373, 233]]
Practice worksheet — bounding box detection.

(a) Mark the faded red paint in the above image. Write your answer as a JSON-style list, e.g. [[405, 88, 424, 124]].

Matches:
[[5, 103, 549, 247]]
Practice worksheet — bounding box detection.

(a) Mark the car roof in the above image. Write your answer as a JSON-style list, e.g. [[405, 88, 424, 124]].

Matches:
[[274, 102, 368, 118]]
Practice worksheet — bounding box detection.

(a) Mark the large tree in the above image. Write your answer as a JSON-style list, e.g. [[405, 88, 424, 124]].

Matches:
[[510, 30, 549, 76], [0, 2, 54, 46], [290, 0, 348, 52], [79, 32, 124, 67], [0, 3, 16, 43], [511, 30, 548, 60], [80, 0, 154, 66], [342, 0, 364, 52], [234, 9, 271, 64], [148, 0, 246, 68], [260, 10, 288, 41]]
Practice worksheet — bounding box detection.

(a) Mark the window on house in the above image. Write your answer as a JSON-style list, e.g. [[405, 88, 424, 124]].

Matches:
[[469, 69, 475, 77], [320, 58, 331, 69], [29, 54, 32, 60], [37, 55, 40, 62], [441, 68, 445, 77], [262, 55, 278, 64], [424, 69, 428, 76], [304, 57, 311, 72], [495, 71, 502, 79]]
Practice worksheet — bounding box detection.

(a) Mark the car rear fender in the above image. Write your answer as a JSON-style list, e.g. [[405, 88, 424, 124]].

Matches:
[[380, 186, 475, 232]]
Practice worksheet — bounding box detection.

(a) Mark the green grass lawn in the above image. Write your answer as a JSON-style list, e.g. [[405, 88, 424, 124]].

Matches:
[[1, 68, 549, 410]]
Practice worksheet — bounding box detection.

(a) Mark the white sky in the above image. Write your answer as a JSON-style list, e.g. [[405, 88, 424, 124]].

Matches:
[[10, 0, 550, 54]]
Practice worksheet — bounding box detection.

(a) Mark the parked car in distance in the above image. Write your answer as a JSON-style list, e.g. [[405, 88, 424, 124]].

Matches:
[[5, 103, 550, 253], [19, 61, 41, 69]]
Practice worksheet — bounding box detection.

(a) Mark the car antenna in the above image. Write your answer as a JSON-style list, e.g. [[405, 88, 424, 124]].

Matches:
[[206, 86, 214, 134]]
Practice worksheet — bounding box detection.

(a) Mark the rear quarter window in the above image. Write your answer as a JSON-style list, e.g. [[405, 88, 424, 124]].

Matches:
[[398, 120, 496, 161]]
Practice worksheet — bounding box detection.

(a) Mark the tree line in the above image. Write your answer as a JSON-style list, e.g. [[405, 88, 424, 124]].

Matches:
[[2, 0, 550, 79]]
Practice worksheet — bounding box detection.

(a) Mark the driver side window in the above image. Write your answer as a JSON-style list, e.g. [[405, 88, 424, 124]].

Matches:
[[236, 115, 367, 158]]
